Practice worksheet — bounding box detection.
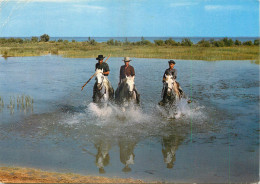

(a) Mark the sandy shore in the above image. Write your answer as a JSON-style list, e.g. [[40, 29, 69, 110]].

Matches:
[[0, 166, 145, 183]]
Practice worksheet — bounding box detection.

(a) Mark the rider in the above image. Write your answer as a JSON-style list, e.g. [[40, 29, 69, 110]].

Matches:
[[118, 57, 135, 85], [117, 57, 140, 102], [163, 60, 177, 82], [93, 54, 113, 102], [159, 60, 184, 105]]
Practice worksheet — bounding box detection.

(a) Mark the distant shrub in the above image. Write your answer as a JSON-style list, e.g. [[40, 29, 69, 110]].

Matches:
[[254, 39, 259, 46], [181, 38, 193, 46], [243, 40, 253, 46], [107, 39, 115, 45], [140, 37, 152, 45], [154, 40, 164, 46], [221, 37, 234, 46], [7, 38, 16, 43], [197, 39, 211, 47], [89, 39, 97, 45], [64, 40, 69, 44], [31, 37, 38, 42], [115, 40, 122, 46], [40, 34, 50, 42], [57, 39, 63, 42], [213, 40, 225, 47], [165, 38, 178, 46], [16, 38, 23, 44], [234, 40, 242, 46], [72, 39, 76, 43]]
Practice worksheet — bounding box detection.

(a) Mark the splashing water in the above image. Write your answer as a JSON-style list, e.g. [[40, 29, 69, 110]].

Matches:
[[156, 98, 207, 123]]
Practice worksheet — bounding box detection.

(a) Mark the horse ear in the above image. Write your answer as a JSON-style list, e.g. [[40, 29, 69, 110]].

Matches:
[[101, 69, 103, 72]]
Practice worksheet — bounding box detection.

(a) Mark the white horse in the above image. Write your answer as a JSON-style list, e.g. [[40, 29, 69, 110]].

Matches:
[[115, 76, 140, 105], [93, 69, 114, 103], [160, 74, 182, 106]]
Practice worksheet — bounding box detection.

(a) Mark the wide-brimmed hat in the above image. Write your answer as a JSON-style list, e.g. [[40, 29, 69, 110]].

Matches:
[[168, 60, 175, 64], [96, 55, 105, 60], [123, 57, 131, 62]]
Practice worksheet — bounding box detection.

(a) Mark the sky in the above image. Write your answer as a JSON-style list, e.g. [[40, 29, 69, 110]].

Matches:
[[0, 0, 259, 37]]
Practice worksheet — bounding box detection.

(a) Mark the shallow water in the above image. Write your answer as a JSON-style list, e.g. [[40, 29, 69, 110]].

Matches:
[[0, 56, 259, 183]]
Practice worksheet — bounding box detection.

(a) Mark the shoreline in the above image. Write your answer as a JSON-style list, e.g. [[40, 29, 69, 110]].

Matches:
[[0, 166, 146, 183]]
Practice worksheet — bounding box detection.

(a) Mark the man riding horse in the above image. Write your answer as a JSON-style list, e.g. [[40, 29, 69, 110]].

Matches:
[[115, 57, 140, 104], [93, 55, 114, 102], [159, 60, 185, 106]]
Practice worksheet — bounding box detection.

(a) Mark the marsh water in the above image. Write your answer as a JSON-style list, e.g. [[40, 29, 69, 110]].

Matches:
[[0, 56, 259, 183]]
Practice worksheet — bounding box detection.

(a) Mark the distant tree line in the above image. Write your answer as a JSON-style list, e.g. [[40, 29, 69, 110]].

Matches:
[[106, 37, 259, 47], [0, 34, 259, 47]]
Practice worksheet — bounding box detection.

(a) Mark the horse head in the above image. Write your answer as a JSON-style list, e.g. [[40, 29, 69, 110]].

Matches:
[[125, 76, 135, 97], [95, 69, 104, 90], [165, 74, 175, 96]]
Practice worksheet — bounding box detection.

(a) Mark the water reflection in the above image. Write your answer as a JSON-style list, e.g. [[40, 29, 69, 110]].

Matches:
[[94, 139, 111, 174], [119, 136, 137, 172], [0, 103, 192, 175], [161, 133, 184, 169]]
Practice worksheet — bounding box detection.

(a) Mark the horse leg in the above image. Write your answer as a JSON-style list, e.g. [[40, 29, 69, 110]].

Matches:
[[93, 83, 98, 102], [173, 82, 181, 100]]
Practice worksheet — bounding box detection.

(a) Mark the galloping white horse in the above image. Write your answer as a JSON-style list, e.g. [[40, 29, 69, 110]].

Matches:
[[115, 76, 140, 105], [93, 69, 114, 103], [160, 74, 182, 106]]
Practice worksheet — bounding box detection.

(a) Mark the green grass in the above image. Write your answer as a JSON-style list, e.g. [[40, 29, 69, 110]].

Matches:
[[0, 42, 259, 62]]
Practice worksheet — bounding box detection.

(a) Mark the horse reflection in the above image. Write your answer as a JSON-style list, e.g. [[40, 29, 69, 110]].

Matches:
[[118, 137, 137, 172], [94, 139, 111, 174], [93, 69, 114, 104], [115, 76, 140, 106], [161, 133, 184, 169]]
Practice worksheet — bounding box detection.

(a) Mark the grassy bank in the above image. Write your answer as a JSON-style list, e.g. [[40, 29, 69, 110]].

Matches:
[[0, 42, 259, 62]]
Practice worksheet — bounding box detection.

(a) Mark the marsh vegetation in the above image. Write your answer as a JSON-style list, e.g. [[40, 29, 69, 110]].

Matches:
[[0, 35, 259, 62]]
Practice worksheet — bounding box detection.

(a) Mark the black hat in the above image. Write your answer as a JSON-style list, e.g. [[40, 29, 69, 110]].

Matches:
[[168, 60, 175, 64], [96, 55, 105, 60]]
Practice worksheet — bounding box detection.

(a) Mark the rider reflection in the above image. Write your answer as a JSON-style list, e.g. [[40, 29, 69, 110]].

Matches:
[[94, 139, 111, 174], [118, 137, 137, 172]]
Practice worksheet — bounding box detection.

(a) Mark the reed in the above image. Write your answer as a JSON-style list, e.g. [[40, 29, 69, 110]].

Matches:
[[0, 95, 34, 115]]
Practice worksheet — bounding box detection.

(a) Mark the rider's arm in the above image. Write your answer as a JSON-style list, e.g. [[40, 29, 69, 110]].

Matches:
[[131, 66, 135, 76], [173, 69, 177, 79], [103, 71, 110, 75], [103, 63, 110, 75]]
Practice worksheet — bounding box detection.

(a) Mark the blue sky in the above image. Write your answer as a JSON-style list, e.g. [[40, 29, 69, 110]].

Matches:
[[0, 0, 259, 37]]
